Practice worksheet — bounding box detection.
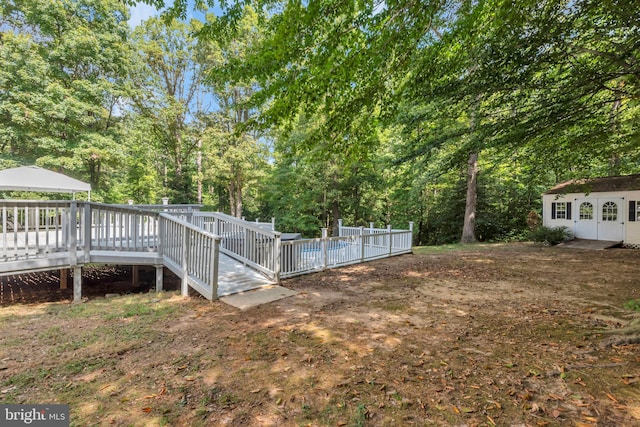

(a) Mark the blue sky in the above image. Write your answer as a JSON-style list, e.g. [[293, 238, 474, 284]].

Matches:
[[128, 1, 214, 28], [128, 2, 163, 28]]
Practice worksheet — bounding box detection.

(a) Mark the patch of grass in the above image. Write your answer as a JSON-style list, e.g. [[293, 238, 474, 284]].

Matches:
[[624, 298, 640, 311], [37, 325, 66, 343], [352, 403, 369, 427], [44, 292, 181, 321], [61, 356, 110, 376], [413, 244, 469, 254], [3, 367, 52, 391], [104, 302, 154, 319], [370, 300, 405, 312], [412, 242, 499, 254], [58, 334, 102, 352], [286, 328, 324, 348], [247, 331, 278, 361]]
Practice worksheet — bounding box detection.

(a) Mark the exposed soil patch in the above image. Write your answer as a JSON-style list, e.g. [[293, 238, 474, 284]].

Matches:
[[0, 266, 181, 305], [1, 243, 639, 426]]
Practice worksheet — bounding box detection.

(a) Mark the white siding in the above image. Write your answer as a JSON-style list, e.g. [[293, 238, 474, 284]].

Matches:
[[542, 194, 574, 230], [625, 190, 640, 245], [543, 189, 640, 245]]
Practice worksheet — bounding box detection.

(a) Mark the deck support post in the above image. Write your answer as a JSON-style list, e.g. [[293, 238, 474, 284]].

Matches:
[[155, 265, 163, 292], [132, 265, 139, 286], [181, 225, 190, 297], [73, 266, 82, 303], [60, 269, 68, 289]]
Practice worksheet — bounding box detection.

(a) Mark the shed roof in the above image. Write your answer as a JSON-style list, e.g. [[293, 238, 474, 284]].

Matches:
[[0, 166, 91, 195], [545, 174, 640, 195]]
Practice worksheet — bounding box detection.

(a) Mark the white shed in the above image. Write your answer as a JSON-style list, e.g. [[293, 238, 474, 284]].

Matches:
[[542, 174, 640, 248]]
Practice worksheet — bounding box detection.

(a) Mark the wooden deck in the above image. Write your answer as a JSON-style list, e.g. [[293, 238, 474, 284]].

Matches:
[[0, 201, 412, 303]]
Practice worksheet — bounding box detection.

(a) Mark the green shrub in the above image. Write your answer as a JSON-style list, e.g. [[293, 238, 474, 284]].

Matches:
[[529, 226, 571, 246]]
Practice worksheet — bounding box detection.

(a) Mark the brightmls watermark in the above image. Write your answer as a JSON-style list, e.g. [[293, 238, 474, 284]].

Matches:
[[1, 404, 69, 426]]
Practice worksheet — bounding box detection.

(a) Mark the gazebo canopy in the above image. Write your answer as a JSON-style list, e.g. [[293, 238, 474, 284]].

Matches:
[[0, 166, 91, 199]]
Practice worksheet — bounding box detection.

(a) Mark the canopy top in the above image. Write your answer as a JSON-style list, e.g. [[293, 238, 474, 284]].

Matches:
[[0, 166, 91, 197]]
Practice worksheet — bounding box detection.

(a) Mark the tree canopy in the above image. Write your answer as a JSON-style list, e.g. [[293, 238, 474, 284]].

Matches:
[[1, 0, 638, 242]]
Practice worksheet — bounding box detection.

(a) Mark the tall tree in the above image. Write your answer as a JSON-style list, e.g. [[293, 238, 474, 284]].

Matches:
[[198, 7, 267, 217], [130, 17, 207, 203], [0, 0, 132, 190]]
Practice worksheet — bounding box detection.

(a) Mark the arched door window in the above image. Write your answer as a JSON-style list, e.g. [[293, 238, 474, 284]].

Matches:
[[602, 201, 618, 221], [579, 202, 593, 220]]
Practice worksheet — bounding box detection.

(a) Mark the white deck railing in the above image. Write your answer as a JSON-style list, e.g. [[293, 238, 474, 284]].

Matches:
[[0, 202, 413, 298], [191, 212, 281, 282], [280, 222, 414, 278], [88, 204, 160, 252], [0, 201, 221, 300], [159, 213, 220, 300], [0, 201, 74, 260]]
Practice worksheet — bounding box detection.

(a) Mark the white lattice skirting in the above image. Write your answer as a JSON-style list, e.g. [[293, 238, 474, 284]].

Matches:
[[622, 243, 640, 249]]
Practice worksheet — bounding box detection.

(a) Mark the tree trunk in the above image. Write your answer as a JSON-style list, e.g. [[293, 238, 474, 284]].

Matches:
[[235, 168, 243, 219], [461, 151, 478, 244], [197, 139, 202, 204], [332, 199, 340, 236], [229, 165, 237, 217], [331, 168, 340, 236]]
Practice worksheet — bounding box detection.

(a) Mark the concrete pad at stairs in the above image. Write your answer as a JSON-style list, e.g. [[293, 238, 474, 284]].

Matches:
[[220, 285, 298, 310], [557, 239, 622, 250]]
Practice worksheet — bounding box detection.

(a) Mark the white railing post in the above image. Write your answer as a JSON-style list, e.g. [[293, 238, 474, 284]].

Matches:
[[157, 215, 165, 256], [271, 217, 275, 231], [370, 222, 374, 234], [211, 238, 220, 299], [360, 226, 365, 262], [338, 219, 343, 237], [274, 233, 281, 283], [83, 203, 91, 261], [388, 224, 393, 255], [181, 224, 190, 297], [321, 228, 328, 270], [69, 202, 77, 266]]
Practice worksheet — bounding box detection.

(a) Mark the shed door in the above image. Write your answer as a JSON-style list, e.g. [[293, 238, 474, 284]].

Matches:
[[597, 198, 624, 241], [574, 199, 597, 239]]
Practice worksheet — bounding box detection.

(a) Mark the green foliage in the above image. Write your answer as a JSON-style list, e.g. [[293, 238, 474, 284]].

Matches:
[[529, 226, 572, 246], [3, 0, 640, 242], [0, 0, 132, 192], [623, 299, 640, 312], [130, 16, 207, 203]]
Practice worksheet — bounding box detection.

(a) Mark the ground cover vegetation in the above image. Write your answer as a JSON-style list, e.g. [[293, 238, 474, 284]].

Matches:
[[1, 0, 639, 242], [1, 244, 640, 425]]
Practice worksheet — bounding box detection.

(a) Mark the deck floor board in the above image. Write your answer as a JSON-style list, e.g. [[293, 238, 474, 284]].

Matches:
[[216, 254, 275, 296]]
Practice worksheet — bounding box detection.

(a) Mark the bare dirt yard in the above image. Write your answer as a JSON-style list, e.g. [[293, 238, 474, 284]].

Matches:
[[1, 243, 640, 426]]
